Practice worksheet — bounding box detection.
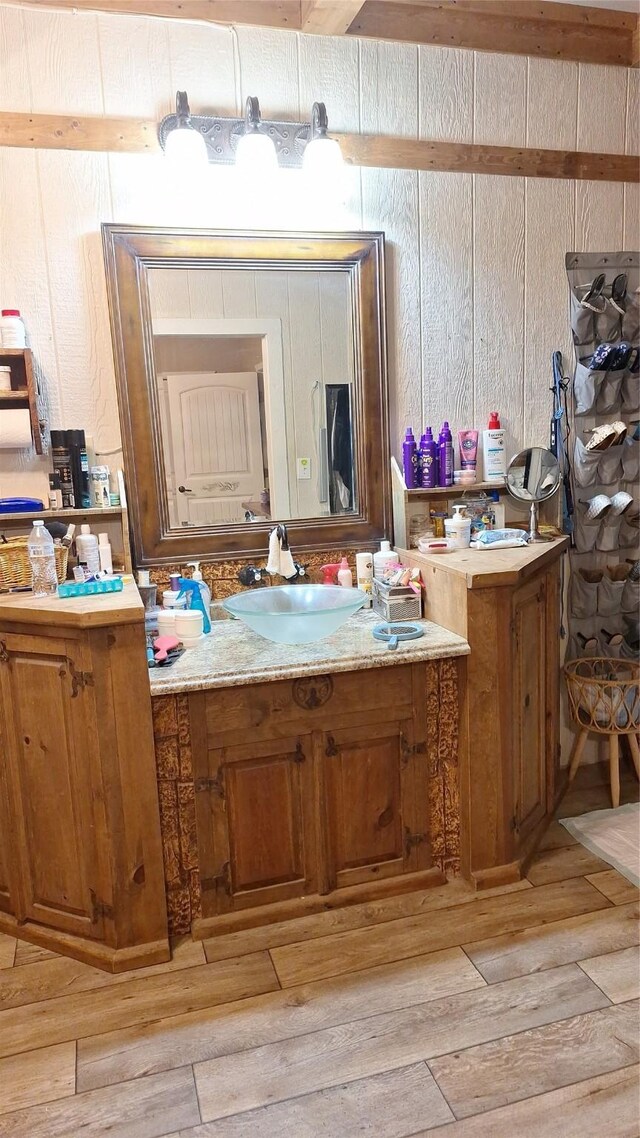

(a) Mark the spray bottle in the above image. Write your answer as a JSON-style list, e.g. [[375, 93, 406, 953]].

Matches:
[[186, 561, 211, 617], [176, 578, 211, 634]]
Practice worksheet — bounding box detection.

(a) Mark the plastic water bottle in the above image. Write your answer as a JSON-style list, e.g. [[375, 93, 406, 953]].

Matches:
[[27, 520, 58, 597]]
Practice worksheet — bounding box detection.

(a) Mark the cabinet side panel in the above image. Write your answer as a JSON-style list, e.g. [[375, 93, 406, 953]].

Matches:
[[512, 576, 547, 838], [90, 624, 168, 948]]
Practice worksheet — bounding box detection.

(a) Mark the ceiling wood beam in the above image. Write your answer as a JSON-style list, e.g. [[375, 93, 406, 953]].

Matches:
[[18, 0, 302, 30], [300, 1, 366, 35], [1, 110, 637, 183], [15, 0, 639, 66], [347, 1, 638, 68]]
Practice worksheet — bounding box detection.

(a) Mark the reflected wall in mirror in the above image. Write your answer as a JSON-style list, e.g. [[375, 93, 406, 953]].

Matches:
[[150, 267, 356, 528], [102, 228, 389, 566]]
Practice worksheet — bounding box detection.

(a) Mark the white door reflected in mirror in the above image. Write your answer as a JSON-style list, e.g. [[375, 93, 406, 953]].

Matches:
[[150, 264, 358, 527]]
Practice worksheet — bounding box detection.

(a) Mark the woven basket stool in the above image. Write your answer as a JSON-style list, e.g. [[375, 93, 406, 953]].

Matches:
[[564, 657, 640, 808]]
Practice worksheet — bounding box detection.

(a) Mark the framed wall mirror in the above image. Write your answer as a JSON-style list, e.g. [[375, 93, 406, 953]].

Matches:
[[102, 226, 390, 566]]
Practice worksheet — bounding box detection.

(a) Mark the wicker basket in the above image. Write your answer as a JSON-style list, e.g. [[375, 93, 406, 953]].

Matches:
[[564, 657, 640, 735], [0, 537, 68, 591]]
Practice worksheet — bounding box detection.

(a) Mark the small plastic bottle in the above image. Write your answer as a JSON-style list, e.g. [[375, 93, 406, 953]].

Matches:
[[373, 539, 396, 579], [0, 309, 26, 348], [355, 551, 373, 606], [27, 520, 58, 596], [437, 422, 454, 487], [98, 533, 113, 574], [76, 524, 100, 575], [402, 428, 418, 488], [420, 427, 438, 488], [337, 557, 353, 587]]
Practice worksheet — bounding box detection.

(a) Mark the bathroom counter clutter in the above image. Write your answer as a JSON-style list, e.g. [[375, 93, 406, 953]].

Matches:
[[399, 535, 570, 589], [0, 576, 143, 627], [148, 606, 470, 694]]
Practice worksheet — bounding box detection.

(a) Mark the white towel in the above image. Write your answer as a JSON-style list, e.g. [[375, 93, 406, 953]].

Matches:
[[266, 528, 281, 575], [280, 547, 297, 579]]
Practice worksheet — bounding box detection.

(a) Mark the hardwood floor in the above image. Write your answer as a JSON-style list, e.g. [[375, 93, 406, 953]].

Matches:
[[0, 767, 638, 1137]]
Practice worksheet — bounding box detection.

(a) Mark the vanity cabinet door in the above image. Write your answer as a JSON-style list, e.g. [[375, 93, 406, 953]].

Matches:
[[511, 575, 548, 845], [319, 719, 433, 892], [0, 631, 107, 940], [195, 734, 318, 917]]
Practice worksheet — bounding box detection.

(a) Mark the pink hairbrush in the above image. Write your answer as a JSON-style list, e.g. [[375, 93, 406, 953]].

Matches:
[[153, 634, 181, 663]]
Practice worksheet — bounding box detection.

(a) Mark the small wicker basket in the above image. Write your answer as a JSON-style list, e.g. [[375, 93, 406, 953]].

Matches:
[[564, 657, 640, 735], [0, 537, 68, 591]]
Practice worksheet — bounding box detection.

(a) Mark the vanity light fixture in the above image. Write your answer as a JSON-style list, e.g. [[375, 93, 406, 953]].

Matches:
[[158, 92, 345, 174], [162, 91, 209, 169], [303, 102, 345, 184], [234, 97, 279, 176]]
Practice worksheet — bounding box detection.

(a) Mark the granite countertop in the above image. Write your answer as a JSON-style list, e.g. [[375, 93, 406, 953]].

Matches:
[[148, 607, 470, 695]]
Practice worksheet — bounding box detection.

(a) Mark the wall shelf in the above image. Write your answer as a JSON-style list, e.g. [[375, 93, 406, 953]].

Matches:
[[405, 481, 506, 497], [0, 506, 122, 525], [0, 348, 43, 454]]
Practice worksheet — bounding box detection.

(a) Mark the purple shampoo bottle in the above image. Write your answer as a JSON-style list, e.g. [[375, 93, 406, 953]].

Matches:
[[420, 427, 438, 488], [402, 427, 418, 488], [437, 421, 454, 487]]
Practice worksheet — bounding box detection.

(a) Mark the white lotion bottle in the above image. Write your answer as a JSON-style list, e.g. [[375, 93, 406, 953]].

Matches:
[[337, 557, 353, 588], [373, 539, 396, 579], [98, 533, 113, 574], [355, 551, 373, 606], [444, 504, 471, 550], [76, 524, 100, 575], [482, 411, 507, 483]]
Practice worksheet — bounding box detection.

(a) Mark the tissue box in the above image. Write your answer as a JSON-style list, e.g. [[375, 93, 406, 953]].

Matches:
[[58, 578, 123, 598], [372, 579, 422, 622]]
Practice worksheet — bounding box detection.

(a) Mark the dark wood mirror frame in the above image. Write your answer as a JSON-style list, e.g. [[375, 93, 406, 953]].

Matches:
[[102, 225, 390, 567]]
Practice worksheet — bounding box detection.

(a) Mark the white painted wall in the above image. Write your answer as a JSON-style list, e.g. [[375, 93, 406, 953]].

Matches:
[[0, 3, 637, 505]]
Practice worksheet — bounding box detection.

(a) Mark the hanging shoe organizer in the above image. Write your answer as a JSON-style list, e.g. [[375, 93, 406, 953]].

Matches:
[[565, 251, 639, 664]]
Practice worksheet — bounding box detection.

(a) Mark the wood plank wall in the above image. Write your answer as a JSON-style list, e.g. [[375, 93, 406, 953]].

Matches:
[[0, 3, 637, 502]]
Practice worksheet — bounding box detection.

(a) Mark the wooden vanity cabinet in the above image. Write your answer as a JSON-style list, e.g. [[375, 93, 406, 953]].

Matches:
[[399, 539, 569, 889], [0, 587, 170, 972], [0, 630, 107, 942], [189, 663, 442, 936]]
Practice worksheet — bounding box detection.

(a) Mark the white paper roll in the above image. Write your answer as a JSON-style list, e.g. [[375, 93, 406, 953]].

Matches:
[[0, 408, 32, 449]]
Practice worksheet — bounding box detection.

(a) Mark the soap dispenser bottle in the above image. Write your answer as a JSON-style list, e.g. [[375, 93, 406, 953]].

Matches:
[[337, 557, 353, 588], [373, 539, 396, 579], [186, 561, 211, 618]]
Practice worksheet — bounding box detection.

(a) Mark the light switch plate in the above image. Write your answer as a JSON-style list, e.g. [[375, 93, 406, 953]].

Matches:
[[297, 457, 311, 480]]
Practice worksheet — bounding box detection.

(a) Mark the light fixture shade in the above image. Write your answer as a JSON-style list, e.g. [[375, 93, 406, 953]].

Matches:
[[164, 124, 209, 169], [302, 135, 346, 194], [235, 129, 279, 176]]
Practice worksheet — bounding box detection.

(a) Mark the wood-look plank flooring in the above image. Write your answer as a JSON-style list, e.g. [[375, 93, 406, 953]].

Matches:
[[0, 769, 638, 1136]]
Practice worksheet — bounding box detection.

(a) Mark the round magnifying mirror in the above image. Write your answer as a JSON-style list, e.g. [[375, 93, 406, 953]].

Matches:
[[506, 446, 561, 542]]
